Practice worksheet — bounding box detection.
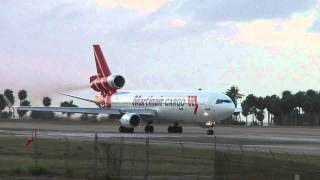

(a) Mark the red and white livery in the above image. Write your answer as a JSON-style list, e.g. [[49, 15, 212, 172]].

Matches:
[[16, 45, 240, 135]]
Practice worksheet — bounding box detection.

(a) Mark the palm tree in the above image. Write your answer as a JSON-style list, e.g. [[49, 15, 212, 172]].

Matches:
[[264, 95, 280, 125], [18, 90, 28, 103], [280, 90, 295, 125], [306, 89, 317, 97], [43, 97, 52, 107], [226, 85, 244, 107], [0, 95, 6, 112], [4, 89, 15, 111], [264, 96, 272, 125], [301, 96, 313, 125], [42, 97, 55, 119], [256, 110, 265, 126], [243, 94, 257, 125], [294, 91, 305, 125], [60, 100, 78, 118], [256, 97, 266, 111], [241, 101, 249, 125], [17, 100, 30, 118], [255, 97, 266, 125]]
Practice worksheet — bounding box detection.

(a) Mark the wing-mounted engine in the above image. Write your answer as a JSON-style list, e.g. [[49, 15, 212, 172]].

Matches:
[[120, 113, 141, 128]]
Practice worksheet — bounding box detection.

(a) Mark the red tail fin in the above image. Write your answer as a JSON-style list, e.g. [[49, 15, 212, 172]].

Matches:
[[93, 45, 111, 78]]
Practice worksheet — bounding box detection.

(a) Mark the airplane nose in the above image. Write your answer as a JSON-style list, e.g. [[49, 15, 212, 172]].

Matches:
[[228, 103, 236, 115]]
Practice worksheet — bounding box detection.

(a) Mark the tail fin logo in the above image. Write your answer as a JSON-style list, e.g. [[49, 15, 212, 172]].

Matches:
[[93, 45, 111, 78]]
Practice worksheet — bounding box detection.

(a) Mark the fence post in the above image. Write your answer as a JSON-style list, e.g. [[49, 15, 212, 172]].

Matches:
[[214, 135, 217, 151], [178, 141, 185, 180], [212, 135, 216, 180], [118, 136, 124, 179], [144, 137, 150, 180], [64, 136, 70, 174], [33, 129, 38, 167], [93, 132, 98, 179]]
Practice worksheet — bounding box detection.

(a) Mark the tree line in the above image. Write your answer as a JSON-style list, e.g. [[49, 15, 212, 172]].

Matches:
[[2, 87, 320, 126], [226, 86, 320, 126], [0, 89, 91, 120]]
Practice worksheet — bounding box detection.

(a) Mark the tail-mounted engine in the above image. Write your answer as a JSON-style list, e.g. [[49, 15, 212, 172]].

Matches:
[[90, 75, 125, 93], [90, 45, 125, 95], [120, 113, 140, 128]]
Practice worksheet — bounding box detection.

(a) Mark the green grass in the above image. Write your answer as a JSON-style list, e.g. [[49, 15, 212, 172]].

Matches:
[[0, 136, 319, 179]]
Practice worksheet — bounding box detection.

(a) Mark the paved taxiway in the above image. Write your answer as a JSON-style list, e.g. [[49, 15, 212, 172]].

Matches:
[[0, 120, 319, 155]]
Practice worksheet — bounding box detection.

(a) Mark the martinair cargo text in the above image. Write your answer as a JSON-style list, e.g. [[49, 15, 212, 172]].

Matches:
[[16, 45, 240, 135]]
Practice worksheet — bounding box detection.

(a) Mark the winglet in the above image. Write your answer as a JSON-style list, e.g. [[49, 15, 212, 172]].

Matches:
[[93, 45, 111, 78]]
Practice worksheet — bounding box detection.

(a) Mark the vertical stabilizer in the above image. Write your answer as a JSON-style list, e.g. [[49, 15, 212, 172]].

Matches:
[[93, 45, 111, 78]]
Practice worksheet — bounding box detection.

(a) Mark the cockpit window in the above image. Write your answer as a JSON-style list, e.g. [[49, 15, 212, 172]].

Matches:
[[216, 99, 232, 104]]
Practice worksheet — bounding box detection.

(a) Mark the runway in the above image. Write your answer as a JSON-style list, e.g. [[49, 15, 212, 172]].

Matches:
[[0, 120, 320, 155]]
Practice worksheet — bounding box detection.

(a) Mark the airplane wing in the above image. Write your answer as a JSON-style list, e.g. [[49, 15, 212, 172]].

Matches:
[[14, 106, 157, 116]]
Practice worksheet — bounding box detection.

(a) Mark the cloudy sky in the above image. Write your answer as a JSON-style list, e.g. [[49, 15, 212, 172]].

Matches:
[[1, 0, 320, 105]]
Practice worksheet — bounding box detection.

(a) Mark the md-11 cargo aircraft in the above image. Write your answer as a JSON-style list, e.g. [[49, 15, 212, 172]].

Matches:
[[16, 45, 240, 135]]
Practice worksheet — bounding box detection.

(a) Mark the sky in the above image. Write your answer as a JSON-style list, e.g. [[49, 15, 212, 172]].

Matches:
[[1, 0, 320, 106]]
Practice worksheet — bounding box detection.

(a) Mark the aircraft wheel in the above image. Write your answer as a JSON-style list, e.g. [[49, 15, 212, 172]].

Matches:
[[145, 126, 154, 133], [119, 126, 124, 133], [207, 129, 214, 135], [177, 126, 183, 133], [168, 126, 182, 133], [119, 126, 134, 133]]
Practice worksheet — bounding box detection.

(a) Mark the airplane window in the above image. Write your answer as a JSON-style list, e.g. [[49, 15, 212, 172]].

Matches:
[[224, 100, 232, 103], [216, 99, 232, 104]]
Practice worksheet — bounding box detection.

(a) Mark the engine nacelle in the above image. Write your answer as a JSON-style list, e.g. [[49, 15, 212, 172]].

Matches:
[[107, 75, 125, 89], [90, 75, 125, 92], [119, 113, 140, 128]]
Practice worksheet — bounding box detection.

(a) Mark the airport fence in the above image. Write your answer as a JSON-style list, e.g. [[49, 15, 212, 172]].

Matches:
[[0, 131, 319, 180]]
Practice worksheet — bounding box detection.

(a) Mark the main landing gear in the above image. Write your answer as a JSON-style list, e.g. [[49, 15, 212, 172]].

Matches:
[[145, 122, 154, 133], [119, 126, 134, 133], [168, 122, 183, 133]]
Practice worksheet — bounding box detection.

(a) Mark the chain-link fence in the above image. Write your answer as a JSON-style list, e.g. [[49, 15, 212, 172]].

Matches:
[[0, 131, 319, 180]]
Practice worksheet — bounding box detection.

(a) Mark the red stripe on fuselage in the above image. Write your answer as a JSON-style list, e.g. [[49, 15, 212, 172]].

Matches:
[[187, 96, 199, 114]]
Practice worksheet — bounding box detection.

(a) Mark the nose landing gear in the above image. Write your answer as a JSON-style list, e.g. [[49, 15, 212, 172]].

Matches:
[[207, 129, 214, 135], [206, 121, 215, 135]]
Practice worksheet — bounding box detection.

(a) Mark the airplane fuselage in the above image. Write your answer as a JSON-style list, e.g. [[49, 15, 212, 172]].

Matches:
[[109, 90, 235, 125], [16, 45, 238, 134]]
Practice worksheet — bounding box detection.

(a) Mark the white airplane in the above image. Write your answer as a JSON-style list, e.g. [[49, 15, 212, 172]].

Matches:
[[16, 45, 240, 135]]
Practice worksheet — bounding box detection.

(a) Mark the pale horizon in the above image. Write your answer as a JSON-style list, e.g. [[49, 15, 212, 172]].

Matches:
[[1, 0, 320, 106]]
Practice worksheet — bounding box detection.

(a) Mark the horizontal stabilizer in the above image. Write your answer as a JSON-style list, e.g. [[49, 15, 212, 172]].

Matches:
[[57, 92, 97, 103]]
